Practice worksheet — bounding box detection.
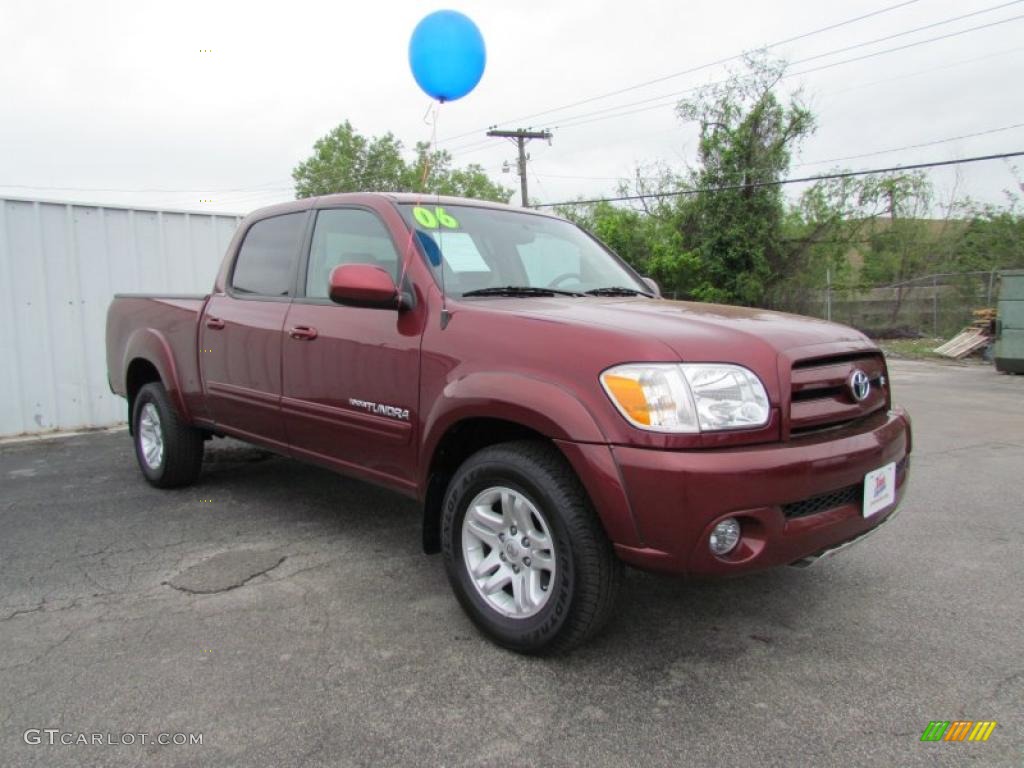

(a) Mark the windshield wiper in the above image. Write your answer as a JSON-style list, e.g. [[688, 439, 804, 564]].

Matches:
[[461, 286, 584, 298], [583, 286, 653, 297]]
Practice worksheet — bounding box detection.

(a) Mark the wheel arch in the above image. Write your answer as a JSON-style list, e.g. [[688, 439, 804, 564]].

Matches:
[[121, 328, 190, 431], [418, 373, 619, 554]]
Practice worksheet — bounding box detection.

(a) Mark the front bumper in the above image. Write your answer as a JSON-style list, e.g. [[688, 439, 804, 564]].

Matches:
[[603, 407, 911, 577]]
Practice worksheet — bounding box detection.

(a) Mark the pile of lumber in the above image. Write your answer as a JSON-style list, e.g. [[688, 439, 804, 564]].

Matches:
[[934, 309, 996, 359]]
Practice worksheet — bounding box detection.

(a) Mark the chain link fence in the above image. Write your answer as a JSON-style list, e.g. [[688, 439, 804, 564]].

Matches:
[[769, 270, 1001, 339]]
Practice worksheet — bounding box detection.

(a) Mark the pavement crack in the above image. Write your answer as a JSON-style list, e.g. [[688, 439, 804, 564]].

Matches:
[[166, 554, 287, 595], [0, 596, 83, 622], [274, 562, 332, 582], [0, 601, 45, 622]]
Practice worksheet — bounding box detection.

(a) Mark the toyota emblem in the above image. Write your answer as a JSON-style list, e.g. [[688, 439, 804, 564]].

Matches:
[[848, 369, 871, 402]]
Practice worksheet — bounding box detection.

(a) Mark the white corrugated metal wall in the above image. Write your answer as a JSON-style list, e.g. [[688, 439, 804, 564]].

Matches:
[[0, 197, 243, 437]]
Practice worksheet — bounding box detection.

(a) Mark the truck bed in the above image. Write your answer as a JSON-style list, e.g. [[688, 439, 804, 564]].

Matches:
[[106, 294, 210, 422]]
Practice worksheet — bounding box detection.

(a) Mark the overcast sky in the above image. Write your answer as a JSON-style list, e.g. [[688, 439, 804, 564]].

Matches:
[[1, 0, 1022, 215]]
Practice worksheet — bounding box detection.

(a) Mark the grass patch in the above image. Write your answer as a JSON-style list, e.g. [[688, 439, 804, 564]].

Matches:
[[876, 337, 946, 360]]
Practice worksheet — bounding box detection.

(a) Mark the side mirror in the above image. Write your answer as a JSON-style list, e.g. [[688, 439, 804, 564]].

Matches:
[[328, 264, 400, 309], [641, 277, 662, 298]]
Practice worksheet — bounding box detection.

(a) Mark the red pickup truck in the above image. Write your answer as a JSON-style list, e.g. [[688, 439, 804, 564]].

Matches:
[[107, 193, 911, 654]]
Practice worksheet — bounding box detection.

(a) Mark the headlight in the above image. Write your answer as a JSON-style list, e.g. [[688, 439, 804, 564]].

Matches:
[[600, 363, 770, 433]]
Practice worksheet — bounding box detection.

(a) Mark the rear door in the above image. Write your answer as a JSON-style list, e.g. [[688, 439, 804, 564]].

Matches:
[[199, 211, 308, 449], [281, 206, 423, 490]]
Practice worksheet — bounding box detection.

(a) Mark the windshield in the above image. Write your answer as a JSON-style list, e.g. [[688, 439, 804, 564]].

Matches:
[[397, 203, 648, 298]]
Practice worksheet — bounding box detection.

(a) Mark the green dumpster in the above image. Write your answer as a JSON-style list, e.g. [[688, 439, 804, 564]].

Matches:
[[995, 269, 1024, 373]]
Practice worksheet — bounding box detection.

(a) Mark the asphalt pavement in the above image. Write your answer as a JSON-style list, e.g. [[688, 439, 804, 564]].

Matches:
[[0, 359, 1021, 767]]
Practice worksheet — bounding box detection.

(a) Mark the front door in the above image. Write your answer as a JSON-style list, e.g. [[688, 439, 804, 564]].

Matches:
[[199, 211, 307, 449], [281, 207, 423, 490]]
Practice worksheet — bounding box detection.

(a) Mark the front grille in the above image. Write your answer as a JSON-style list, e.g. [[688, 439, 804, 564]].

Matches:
[[789, 352, 888, 436], [782, 456, 909, 520], [782, 484, 861, 519]]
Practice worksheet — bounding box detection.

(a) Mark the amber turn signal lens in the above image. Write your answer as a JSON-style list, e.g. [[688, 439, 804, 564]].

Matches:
[[601, 374, 651, 426]]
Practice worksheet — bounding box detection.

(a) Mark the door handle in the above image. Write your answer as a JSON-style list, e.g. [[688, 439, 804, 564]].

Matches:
[[206, 316, 225, 330], [289, 325, 318, 340]]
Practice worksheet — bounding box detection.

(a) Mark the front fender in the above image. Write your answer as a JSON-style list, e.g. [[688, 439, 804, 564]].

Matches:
[[122, 327, 190, 421], [420, 372, 643, 548], [422, 372, 607, 459]]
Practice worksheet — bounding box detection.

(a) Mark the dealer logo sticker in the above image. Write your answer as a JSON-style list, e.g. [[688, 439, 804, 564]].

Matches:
[[873, 473, 888, 500], [920, 720, 997, 742]]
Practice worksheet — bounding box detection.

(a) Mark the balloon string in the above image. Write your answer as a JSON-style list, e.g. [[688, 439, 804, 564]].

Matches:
[[397, 100, 442, 302], [421, 101, 439, 188], [431, 102, 447, 320]]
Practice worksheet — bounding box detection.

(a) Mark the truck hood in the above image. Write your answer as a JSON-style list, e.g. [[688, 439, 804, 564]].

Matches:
[[463, 296, 874, 362]]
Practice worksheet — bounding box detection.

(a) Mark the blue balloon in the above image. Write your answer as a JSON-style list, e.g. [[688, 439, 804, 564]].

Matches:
[[409, 10, 486, 102]]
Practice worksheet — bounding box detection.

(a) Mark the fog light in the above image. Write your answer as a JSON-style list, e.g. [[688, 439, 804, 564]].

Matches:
[[709, 518, 741, 555]]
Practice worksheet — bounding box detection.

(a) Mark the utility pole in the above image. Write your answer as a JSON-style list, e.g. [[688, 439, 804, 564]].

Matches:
[[486, 128, 551, 207]]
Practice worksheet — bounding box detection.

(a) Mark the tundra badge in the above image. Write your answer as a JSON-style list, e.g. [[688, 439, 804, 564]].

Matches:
[[349, 398, 410, 421]]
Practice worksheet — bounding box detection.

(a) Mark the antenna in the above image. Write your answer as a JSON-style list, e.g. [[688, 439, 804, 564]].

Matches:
[[439, 226, 450, 329], [432, 113, 450, 330]]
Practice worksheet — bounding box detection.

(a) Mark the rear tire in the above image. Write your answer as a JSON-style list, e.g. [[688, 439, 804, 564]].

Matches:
[[441, 441, 622, 655], [132, 382, 204, 488]]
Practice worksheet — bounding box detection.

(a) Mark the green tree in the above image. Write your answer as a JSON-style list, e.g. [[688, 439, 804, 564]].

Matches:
[[770, 173, 937, 312], [952, 189, 1024, 271], [674, 52, 816, 305], [292, 121, 511, 202], [402, 142, 511, 201], [580, 54, 815, 303], [547, 55, 1024, 327], [769, 177, 868, 313], [858, 173, 938, 287]]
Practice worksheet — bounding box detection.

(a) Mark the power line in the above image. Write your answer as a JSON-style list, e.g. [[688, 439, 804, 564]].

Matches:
[[0, 181, 292, 194], [443, 8, 1024, 154], [542, 10, 1024, 134], [793, 0, 1023, 69], [438, 0, 924, 145], [535, 150, 1024, 207], [510, 46, 1024, 167], [147, 189, 294, 208], [789, 11, 1024, 77], [798, 122, 1024, 166], [821, 43, 1024, 99], [531, 123, 1024, 183], [536, 173, 639, 181]]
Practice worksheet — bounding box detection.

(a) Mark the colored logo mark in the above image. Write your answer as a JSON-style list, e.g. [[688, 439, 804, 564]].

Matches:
[[874, 473, 887, 498], [920, 721, 997, 742]]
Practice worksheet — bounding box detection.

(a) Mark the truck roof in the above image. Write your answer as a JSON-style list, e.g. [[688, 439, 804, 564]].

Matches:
[[245, 192, 564, 221]]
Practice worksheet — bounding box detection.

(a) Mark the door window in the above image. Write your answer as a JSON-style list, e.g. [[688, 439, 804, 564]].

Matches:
[[231, 212, 306, 297], [306, 209, 400, 299]]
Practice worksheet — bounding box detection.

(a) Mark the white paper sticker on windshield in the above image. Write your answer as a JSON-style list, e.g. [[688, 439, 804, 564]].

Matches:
[[431, 232, 489, 272]]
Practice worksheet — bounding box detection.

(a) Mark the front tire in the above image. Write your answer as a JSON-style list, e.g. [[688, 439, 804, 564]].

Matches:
[[132, 382, 204, 488], [441, 441, 622, 655]]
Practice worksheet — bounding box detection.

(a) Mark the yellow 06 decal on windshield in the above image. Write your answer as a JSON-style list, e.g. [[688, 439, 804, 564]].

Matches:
[[413, 206, 459, 229]]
